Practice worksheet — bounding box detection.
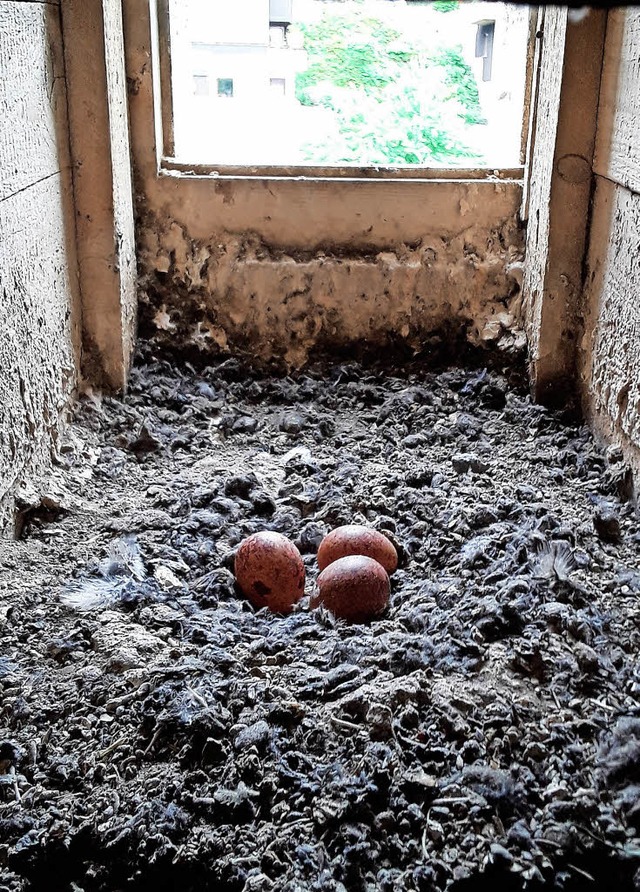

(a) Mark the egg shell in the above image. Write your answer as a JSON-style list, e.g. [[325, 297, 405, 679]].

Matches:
[[317, 524, 398, 574], [234, 531, 305, 614], [311, 555, 390, 622]]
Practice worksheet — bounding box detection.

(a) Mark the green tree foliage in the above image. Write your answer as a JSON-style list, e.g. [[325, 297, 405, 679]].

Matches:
[[295, 16, 403, 104], [432, 1, 459, 12], [294, 9, 485, 166], [431, 47, 486, 125]]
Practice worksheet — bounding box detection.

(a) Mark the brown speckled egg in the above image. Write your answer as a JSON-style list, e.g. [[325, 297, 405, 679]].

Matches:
[[317, 525, 398, 575], [234, 532, 305, 614], [311, 555, 390, 622]]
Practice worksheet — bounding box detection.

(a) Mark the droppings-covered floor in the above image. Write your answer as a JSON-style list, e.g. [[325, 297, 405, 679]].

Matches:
[[1, 344, 640, 891]]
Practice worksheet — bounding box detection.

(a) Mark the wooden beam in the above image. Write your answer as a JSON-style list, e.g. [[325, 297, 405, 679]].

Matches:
[[522, 7, 608, 403], [60, 0, 137, 391]]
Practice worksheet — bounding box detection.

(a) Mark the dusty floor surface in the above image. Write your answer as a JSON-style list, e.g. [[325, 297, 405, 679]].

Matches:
[[1, 344, 640, 892]]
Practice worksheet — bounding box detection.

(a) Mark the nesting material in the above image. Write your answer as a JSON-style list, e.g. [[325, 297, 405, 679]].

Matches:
[[4, 349, 639, 890]]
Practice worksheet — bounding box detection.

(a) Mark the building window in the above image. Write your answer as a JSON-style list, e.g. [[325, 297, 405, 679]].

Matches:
[[475, 21, 495, 82], [269, 0, 293, 24], [217, 78, 234, 98], [269, 25, 288, 48], [164, 2, 533, 171], [192, 74, 209, 96]]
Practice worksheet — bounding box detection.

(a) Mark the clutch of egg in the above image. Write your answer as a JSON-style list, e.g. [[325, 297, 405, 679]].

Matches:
[[234, 531, 305, 614], [317, 524, 398, 574], [311, 555, 390, 622]]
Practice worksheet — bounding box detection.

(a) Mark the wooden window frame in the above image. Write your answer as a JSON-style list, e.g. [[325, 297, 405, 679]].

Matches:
[[152, 0, 536, 183]]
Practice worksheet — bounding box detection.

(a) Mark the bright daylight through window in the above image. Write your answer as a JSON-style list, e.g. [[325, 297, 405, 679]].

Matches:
[[168, 0, 531, 169]]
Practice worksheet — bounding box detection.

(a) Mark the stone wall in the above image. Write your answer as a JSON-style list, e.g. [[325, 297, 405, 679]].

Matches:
[[0, 1, 81, 531], [580, 8, 640, 487]]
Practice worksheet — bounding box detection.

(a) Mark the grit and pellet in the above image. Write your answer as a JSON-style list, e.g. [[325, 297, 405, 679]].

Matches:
[[0, 343, 639, 891]]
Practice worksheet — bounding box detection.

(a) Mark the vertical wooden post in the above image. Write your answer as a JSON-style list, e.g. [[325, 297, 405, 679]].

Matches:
[[60, 0, 138, 391], [523, 8, 608, 403]]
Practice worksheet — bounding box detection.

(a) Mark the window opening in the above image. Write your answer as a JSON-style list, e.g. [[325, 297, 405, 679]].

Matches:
[[475, 21, 495, 82], [217, 78, 234, 98], [192, 74, 209, 96], [167, 0, 531, 170], [270, 77, 287, 95], [269, 25, 289, 48], [269, 0, 293, 24]]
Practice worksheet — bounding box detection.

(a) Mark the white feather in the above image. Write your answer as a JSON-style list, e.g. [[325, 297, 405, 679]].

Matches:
[[60, 535, 146, 612], [568, 7, 590, 24]]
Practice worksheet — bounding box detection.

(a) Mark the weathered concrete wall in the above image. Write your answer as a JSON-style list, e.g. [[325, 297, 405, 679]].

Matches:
[[0, 1, 81, 530], [137, 186, 524, 365], [580, 8, 640, 486], [124, 0, 525, 366]]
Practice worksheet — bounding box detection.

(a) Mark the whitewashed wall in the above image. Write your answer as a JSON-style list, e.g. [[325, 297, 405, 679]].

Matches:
[[581, 8, 640, 484], [0, 1, 81, 531]]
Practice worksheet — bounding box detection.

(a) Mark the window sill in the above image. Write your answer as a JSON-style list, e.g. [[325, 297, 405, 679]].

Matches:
[[160, 158, 525, 184]]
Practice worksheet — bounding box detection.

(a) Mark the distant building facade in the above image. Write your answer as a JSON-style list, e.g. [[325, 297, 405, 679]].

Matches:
[[172, 0, 306, 110]]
